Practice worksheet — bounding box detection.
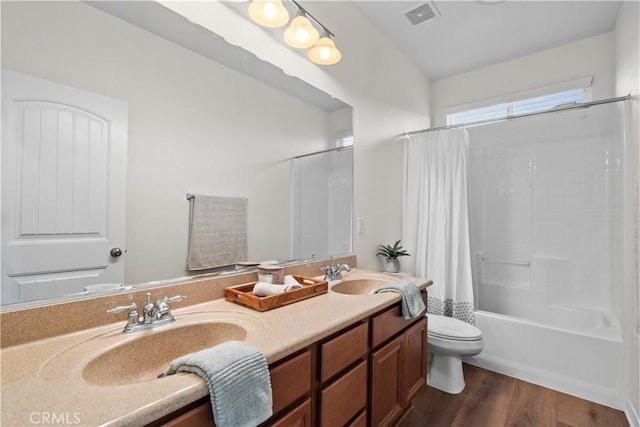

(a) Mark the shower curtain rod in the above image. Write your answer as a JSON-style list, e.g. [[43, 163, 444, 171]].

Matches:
[[293, 145, 353, 160], [400, 94, 631, 138]]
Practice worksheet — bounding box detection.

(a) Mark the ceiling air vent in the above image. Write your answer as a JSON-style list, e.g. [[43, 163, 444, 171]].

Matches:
[[404, 2, 440, 26]]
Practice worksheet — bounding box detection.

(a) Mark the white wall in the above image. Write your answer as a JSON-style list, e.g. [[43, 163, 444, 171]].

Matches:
[[290, 2, 432, 271], [328, 108, 353, 144], [431, 32, 616, 127], [163, 1, 432, 271], [1, 1, 334, 285], [615, 0, 640, 423]]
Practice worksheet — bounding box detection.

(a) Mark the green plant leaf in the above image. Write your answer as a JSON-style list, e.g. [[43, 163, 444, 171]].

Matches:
[[376, 239, 410, 259]]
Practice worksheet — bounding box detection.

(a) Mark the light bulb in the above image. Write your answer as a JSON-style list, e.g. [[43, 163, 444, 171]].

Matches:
[[248, 0, 289, 28], [308, 35, 341, 65], [284, 14, 319, 48], [263, 2, 277, 19], [296, 28, 309, 42]]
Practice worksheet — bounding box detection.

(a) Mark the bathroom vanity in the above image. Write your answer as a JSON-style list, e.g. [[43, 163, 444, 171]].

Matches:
[[152, 295, 428, 427], [0, 257, 432, 427]]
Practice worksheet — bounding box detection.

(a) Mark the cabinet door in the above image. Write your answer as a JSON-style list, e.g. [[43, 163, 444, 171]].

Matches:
[[271, 398, 312, 427], [370, 335, 404, 427], [402, 318, 427, 405]]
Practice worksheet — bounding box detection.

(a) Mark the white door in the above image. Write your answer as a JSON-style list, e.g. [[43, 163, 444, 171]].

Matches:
[[1, 69, 128, 304]]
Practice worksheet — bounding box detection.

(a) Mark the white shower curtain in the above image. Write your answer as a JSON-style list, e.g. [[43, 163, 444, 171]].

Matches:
[[403, 128, 475, 324]]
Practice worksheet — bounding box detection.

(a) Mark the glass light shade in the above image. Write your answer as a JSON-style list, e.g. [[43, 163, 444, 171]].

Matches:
[[284, 15, 320, 48], [308, 37, 341, 65], [248, 0, 290, 28]]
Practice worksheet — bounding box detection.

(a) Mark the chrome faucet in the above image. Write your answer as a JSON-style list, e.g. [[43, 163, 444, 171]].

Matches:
[[322, 259, 351, 281], [107, 293, 187, 333]]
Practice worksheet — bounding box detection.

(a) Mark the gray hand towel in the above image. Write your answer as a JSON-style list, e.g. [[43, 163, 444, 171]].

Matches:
[[164, 340, 272, 427], [374, 281, 426, 319]]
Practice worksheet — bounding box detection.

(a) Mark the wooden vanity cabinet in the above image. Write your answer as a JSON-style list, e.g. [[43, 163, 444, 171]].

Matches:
[[370, 300, 428, 427], [371, 334, 405, 426], [152, 293, 428, 427], [319, 360, 368, 426], [152, 348, 312, 427], [158, 398, 213, 427], [402, 319, 428, 404], [318, 321, 369, 427], [270, 398, 313, 427], [269, 349, 313, 416]]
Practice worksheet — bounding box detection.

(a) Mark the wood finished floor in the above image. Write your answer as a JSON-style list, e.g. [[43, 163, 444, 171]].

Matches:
[[400, 364, 629, 427]]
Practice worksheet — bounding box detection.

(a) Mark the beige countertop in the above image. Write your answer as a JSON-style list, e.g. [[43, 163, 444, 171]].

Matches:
[[1, 269, 431, 427]]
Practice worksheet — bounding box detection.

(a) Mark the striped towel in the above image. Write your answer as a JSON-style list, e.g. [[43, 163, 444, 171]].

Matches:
[[374, 281, 426, 319], [164, 341, 272, 427]]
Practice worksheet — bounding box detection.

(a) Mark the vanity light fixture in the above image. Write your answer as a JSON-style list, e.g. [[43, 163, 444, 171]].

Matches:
[[308, 31, 341, 65], [284, 10, 319, 48], [248, 0, 290, 28], [247, 0, 342, 65]]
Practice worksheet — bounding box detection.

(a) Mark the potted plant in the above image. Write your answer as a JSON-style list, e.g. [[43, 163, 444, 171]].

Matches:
[[376, 239, 410, 273]]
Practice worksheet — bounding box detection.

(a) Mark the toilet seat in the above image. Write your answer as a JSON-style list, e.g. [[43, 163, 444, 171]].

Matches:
[[428, 314, 482, 341]]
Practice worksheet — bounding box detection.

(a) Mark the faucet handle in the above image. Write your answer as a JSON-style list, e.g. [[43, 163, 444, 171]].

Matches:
[[338, 263, 351, 272], [166, 294, 187, 303], [154, 295, 186, 320], [107, 302, 140, 332], [107, 302, 137, 314]]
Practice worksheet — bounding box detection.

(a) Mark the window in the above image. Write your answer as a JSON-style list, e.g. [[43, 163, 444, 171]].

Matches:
[[446, 79, 592, 126]]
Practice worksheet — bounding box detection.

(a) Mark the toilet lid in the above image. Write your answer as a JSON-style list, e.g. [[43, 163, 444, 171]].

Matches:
[[428, 314, 482, 341]]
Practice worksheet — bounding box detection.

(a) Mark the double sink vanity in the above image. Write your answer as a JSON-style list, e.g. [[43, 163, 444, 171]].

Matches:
[[0, 256, 432, 426]]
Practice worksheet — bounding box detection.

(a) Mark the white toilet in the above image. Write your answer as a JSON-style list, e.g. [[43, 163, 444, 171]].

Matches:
[[427, 314, 483, 394]]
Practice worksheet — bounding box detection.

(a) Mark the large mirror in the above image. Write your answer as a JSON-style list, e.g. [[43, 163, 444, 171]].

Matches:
[[0, 0, 353, 308]]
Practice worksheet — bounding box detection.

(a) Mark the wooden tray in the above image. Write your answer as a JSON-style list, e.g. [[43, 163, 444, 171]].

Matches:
[[225, 275, 328, 312]]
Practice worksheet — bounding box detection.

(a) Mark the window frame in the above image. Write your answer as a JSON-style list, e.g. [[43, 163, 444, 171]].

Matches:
[[445, 77, 593, 126]]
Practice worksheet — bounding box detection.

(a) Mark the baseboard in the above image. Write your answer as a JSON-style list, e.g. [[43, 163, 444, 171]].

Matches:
[[626, 400, 640, 427]]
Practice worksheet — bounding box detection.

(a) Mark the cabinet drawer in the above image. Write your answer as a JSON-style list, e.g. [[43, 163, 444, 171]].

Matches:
[[160, 400, 214, 427], [320, 360, 368, 427], [371, 293, 425, 348], [270, 349, 312, 415], [271, 398, 312, 427], [320, 321, 368, 382]]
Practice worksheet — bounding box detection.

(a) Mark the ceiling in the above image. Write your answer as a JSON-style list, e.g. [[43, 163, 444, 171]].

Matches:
[[89, 1, 622, 96], [353, 0, 622, 81]]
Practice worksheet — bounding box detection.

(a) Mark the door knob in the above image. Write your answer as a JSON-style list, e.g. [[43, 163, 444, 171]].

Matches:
[[110, 247, 123, 258]]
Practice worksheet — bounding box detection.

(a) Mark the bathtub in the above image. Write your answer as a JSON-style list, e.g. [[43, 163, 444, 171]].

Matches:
[[465, 309, 623, 409]]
